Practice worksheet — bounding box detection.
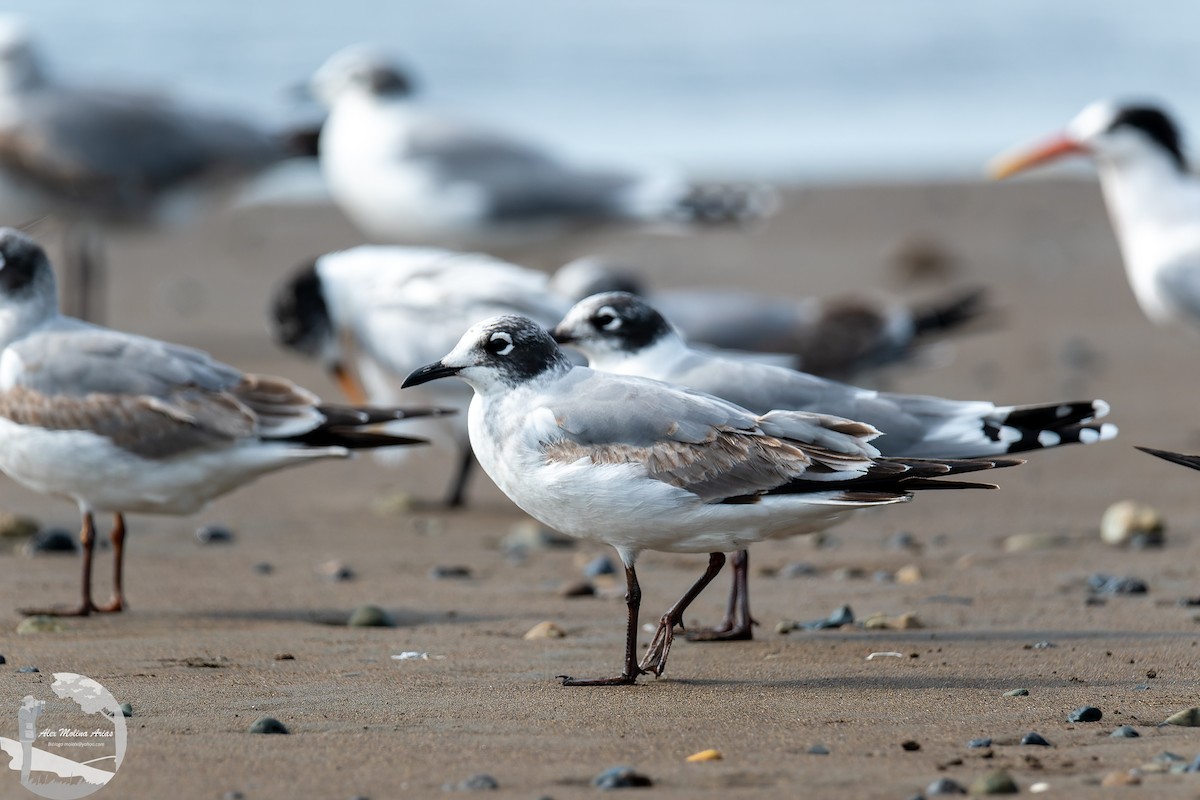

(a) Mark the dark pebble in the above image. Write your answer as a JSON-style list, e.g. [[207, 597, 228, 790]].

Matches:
[[428, 565, 472, 580], [872, 569, 895, 584], [222, 793, 244, 800], [592, 765, 652, 790], [802, 604, 854, 630], [968, 737, 993, 748], [248, 715, 288, 734], [901, 740, 921, 751], [1178, 596, 1200, 607], [925, 777, 968, 795], [1020, 732, 1051, 746], [583, 554, 616, 578], [119, 703, 132, 718], [1068, 705, 1102, 723], [560, 580, 596, 597], [1110, 725, 1140, 738], [1154, 751, 1186, 764], [252, 562, 274, 575], [1130, 532, 1164, 550], [17, 666, 38, 673], [807, 744, 830, 755], [1028, 640, 1056, 649], [347, 605, 394, 628], [780, 562, 818, 578], [1087, 573, 1148, 595], [451, 773, 499, 791], [0, 655, 6, 664], [1186, 755, 1200, 773], [887, 531, 918, 550], [25, 528, 78, 554], [195, 525, 234, 545]]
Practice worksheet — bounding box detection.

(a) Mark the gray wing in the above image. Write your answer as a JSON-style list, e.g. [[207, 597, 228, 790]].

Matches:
[[0, 325, 323, 458], [0, 86, 284, 218], [1156, 259, 1200, 322], [405, 119, 639, 222], [539, 369, 880, 502]]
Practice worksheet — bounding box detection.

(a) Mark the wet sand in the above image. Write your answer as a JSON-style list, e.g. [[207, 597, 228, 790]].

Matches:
[[4, 179, 1200, 798]]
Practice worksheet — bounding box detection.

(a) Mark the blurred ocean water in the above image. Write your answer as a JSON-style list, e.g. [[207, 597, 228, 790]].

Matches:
[[10, 0, 1200, 180]]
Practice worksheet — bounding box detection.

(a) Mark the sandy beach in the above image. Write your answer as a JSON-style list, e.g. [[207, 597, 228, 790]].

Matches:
[[4, 179, 1200, 799]]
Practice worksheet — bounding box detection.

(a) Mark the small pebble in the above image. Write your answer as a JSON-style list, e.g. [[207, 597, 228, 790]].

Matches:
[[252, 562, 274, 575], [871, 570, 895, 584], [1003, 688, 1029, 697], [1164, 707, 1200, 727], [1100, 500, 1165, 547], [194, 524, 234, 545], [895, 564, 923, 584], [886, 531, 918, 551], [17, 616, 65, 634], [968, 738, 992, 749], [429, 565, 472, 580], [523, 621, 566, 640], [274, 653, 295, 661], [0, 655, 5, 664], [1028, 783, 1050, 794], [222, 793, 245, 800], [1110, 725, 1139, 738], [1067, 706, 1102, 723], [1020, 732, 1051, 746], [501, 522, 575, 557], [559, 580, 596, 597], [969, 769, 1018, 795], [592, 765, 652, 790], [901, 739, 921, 751], [1185, 754, 1200, 773], [685, 749, 722, 762], [451, 773, 499, 791], [1003, 532, 1067, 552], [347, 605, 394, 628], [119, 703, 132, 718], [247, 715, 288, 734], [583, 554, 616, 578], [801, 605, 854, 631], [925, 777, 968, 795], [0, 512, 39, 539], [1028, 641, 1056, 649], [831, 567, 865, 581], [807, 744, 830, 755], [1133, 683, 1151, 691], [23, 528, 78, 555], [1100, 771, 1141, 787], [319, 559, 356, 581], [1087, 573, 1148, 595], [17, 665, 38, 673], [780, 562, 818, 578]]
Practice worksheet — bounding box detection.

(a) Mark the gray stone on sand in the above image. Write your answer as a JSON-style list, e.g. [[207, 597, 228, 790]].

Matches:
[[448, 773, 499, 791], [967, 738, 992, 748], [968, 769, 1018, 795], [23, 528, 78, 555], [1019, 732, 1051, 746], [925, 777, 967, 795], [1003, 688, 1029, 697], [1087, 573, 1148, 595], [347, 605, 395, 628], [584, 554, 616, 578], [16, 665, 38, 673], [1067, 706, 1102, 723], [593, 765, 652, 789], [807, 743, 830, 755], [194, 524, 234, 544], [429, 565, 472, 580], [1110, 725, 1139, 738], [248, 715, 288, 734], [120, 703, 132, 717]]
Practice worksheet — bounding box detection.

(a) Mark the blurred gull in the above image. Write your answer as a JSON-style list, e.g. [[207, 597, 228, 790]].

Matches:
[[0, 229, 436, 616], [552, 291, 1117, 639], [310, 44, 777, 246], [991, 99, 1200, 334], [270, 244, 571, 506], [551, 256, 988, 378], [402, 314, 1019, 684]]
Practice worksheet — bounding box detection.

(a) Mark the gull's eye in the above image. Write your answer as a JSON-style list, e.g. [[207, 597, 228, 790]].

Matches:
[[592, 307, 620, 330], [485, 331, 514, 356]]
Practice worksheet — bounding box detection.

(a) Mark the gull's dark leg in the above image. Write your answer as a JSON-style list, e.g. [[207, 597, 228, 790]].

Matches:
[[558, 561, 643, 686], [445, 449, 476, 509], [640, 552, 727, 677], [95, 513, 126, 613], [686, 548, 757, 641], [20, 512, 97, 617]]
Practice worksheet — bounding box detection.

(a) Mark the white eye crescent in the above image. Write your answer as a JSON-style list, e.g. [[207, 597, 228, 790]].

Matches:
[[487, 331, 514, 356]]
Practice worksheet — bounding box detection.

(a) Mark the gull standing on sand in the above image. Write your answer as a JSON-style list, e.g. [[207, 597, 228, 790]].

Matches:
[[552, 256, 989, 377], [310, 45, 776, 246], [403, 314, 1020, 685], [270, 244, 571, 507], [0, 229, 438, 616], [990, 100, 1200, 333], [552, 292, 1117, 639]]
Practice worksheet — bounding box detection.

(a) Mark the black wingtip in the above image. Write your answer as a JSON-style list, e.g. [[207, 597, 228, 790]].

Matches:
[[1136, 446, 1200, 472]]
